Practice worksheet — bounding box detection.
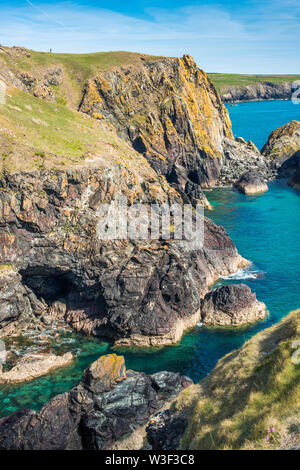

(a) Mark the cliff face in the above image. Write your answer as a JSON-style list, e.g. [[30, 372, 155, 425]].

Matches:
[[0, 167, 246, 346], [79, 54, 233, 196], [220, 81, 295, 103]]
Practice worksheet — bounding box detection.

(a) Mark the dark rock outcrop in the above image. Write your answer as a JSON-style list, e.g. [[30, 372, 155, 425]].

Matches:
[[201, 284, 266, 326], [0, 168, 247, 346], [220, 81, 295, 103], [146, 409, 188, 450], [234, 170, 269, 195], [79, 54, 233, 201], [0, 354, 192, 450], [262, 121, 300, 177], [220, 138, 271, 185]]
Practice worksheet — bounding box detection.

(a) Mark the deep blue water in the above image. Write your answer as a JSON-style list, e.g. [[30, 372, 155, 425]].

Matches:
[[1, 100, 300, 417], [226, 99, 300, 150]]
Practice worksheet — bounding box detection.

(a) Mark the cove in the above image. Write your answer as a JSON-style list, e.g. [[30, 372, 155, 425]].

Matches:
[[1, 101, 300, 417]]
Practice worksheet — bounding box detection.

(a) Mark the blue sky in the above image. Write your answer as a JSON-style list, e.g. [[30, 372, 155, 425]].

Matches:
[[0, 0, 299, 73]]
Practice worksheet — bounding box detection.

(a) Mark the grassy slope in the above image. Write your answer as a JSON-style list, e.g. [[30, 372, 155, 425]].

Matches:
[[2, 46, 299, 94], [0, 85, 146, 174], [174, 309, 300, 450], [1, 48, 166, 108], [208, 73, 300, 93]]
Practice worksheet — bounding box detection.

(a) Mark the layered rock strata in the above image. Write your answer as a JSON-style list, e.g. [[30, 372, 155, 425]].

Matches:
[[234, 171, 269, 195]]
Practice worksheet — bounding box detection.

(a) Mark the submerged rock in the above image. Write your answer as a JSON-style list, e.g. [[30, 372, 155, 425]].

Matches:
[[234, 170, 268, 195], [201, 284, 266, 326], [0, 354, 192, 450], [146, 409, 188, 450], [0, 352, 73, 384]]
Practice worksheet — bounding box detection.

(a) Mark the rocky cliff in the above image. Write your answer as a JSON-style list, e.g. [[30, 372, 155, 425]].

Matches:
[[220, 81, 295, 103], [79, 54, 233, 197], [0, 354, 193, 450], [0, 47, 252, 347]]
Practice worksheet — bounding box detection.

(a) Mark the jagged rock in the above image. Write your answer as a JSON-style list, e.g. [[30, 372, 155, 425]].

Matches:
[[201, 284, 266, 326], [0, 352, 73, 384], [234, 170, 269, 195], [0, 354, 192, 450], [79, 54, 233, 200], [220, 138, 271, 185], [288, 169, 300, 190], [82, 354, 126, 393], [146, 409, 188, 450], [220, 81, 294, 103], [262, 121, 300, 177], [0, 168, 247, 346], [44, 67, 64, 86]]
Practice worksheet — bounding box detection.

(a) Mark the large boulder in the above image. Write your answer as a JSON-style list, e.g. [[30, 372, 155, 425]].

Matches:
[[220, 138, 271, 185], [234, 170, 268, 195], [262, 120, 300, 177], [0, 354, 192, 450], [201, 284, 267, 326]]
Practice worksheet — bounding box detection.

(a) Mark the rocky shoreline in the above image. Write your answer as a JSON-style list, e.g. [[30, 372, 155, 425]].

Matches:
[[220, 81, 296, 103], [0, 354, 193, 450]]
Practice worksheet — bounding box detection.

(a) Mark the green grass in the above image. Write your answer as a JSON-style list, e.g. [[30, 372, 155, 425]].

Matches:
[[0, 85, 144, 174], [175, 309, 300, 450], [208, 73, 300, 92]]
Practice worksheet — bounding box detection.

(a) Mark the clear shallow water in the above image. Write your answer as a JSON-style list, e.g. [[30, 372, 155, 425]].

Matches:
[[1, 102, 300, 417], [226, 99, 300, 150]]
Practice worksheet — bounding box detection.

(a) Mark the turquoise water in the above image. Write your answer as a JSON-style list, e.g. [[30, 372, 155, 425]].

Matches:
[[1, 101, 300, 417], [226, 99, 300, 150]]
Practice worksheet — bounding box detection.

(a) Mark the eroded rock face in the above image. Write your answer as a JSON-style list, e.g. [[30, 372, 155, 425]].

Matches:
[[0, 354, 192, 450], [146, 409, 188, 450], [262, 121, 300, 177], [0, 167, 247, 346], [234, 170, 269, 195], [220, 138, 271, 185], [201, 284, 266, 326], [79, 54, 233, 201], [0, 352, 73, 384]]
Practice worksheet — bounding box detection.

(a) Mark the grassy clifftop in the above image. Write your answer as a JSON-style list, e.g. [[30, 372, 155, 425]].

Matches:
[[0, 85, 150, 175], [208, 73, 300, 93], [174, 309, 300, 450]]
